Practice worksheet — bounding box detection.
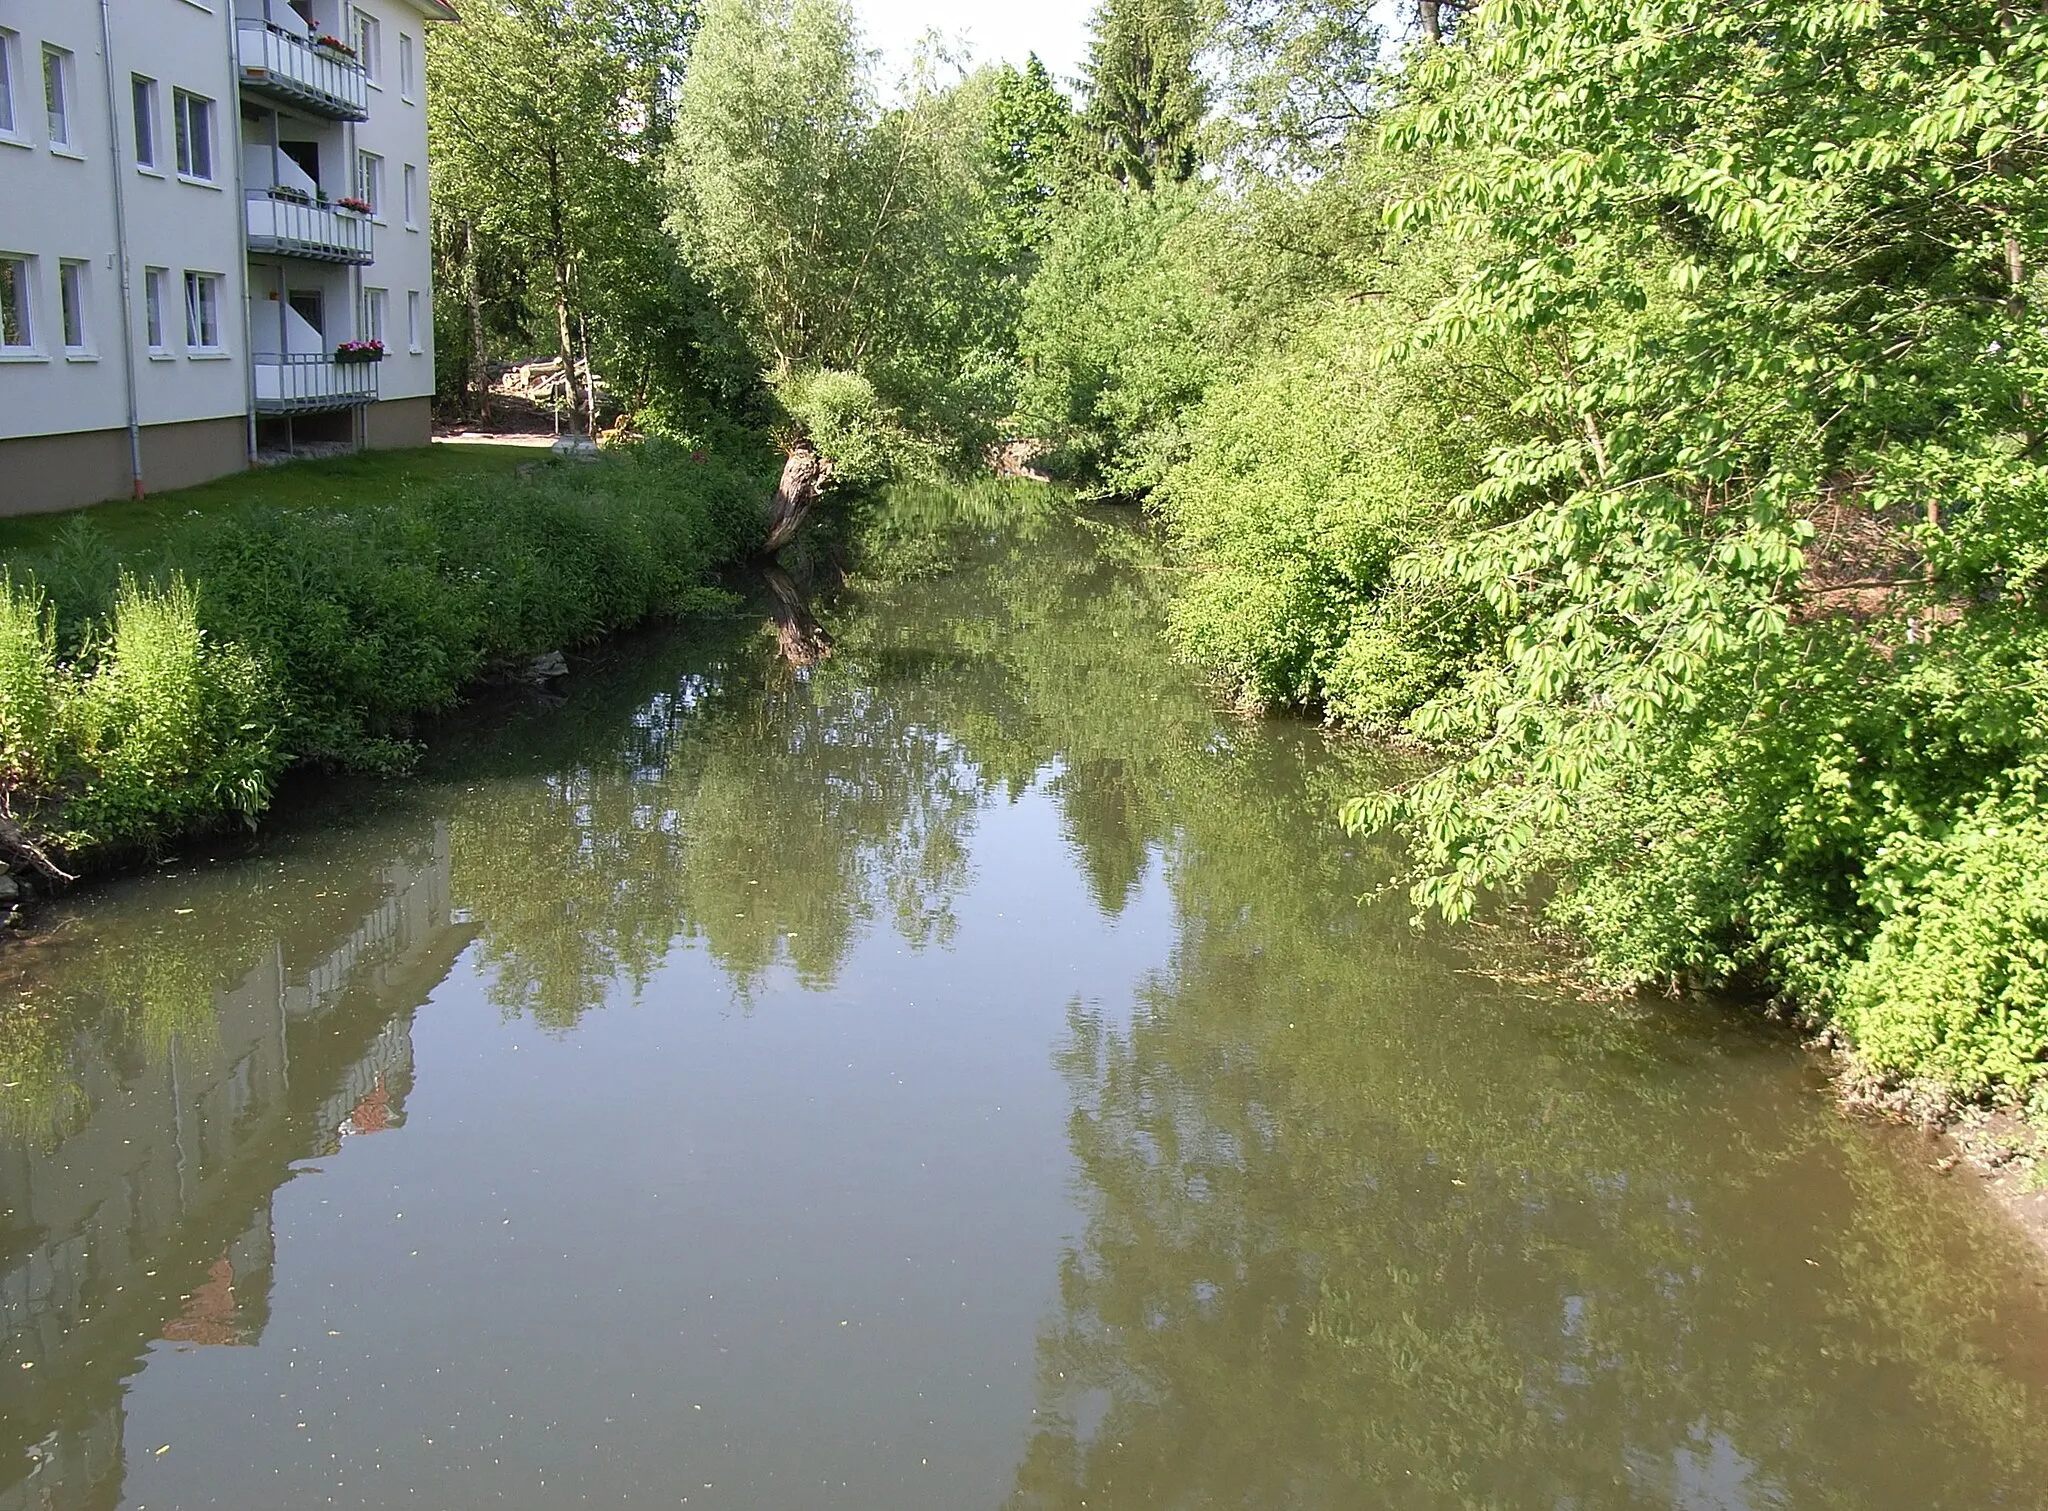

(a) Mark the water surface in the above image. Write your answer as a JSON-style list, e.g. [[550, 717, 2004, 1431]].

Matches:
[[5, 497, 2048, 1510]]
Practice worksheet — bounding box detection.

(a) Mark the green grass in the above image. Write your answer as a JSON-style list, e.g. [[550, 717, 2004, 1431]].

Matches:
[[0, 444, 538, 558]]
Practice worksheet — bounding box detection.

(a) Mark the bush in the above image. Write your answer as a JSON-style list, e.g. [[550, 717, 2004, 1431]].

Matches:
[[178, 440, 766, 770], [1841, 796, 2048, 1099], [62, 575, 281, 850], [0, 442, 770, 867], [1157, 290, 1521, 726], [0, 574, 60, 789], [777, 368, 932, 484]]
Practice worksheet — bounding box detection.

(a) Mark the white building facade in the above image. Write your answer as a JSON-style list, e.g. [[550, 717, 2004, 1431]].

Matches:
[[0, 0, 453, 516]]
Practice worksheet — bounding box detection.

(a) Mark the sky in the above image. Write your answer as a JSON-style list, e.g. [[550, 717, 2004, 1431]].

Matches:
[[853, 0, 1097, 93]]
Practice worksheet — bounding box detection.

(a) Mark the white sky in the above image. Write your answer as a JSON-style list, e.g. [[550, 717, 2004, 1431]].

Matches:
[[853, 0, 1097, 94]]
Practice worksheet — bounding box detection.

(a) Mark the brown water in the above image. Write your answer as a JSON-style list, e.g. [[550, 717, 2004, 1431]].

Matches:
[[5, 494, 2048, 1511]]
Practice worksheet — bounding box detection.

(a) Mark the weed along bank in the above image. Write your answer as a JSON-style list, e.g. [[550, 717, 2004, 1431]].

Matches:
[[0, 0, 453, 515]]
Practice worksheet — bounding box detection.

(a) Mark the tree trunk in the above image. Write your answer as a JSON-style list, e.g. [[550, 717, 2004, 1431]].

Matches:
[[544, 148, 584, 435], [0, 811, 74, 886], [762, 566, 833, 667], [464, 220, 490, 423], [762, 444, 832, 556], [1420, 1, 1444, 42]]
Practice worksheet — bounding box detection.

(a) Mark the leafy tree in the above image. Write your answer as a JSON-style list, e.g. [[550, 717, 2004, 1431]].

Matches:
[[427, 0, 699, 430], [665, 0, 1014, 452], [1079, 0, 1208, 189], [980, 55, 1082, 265]]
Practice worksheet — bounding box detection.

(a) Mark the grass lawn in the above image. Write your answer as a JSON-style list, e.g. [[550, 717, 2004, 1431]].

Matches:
[[0, 442, 538, 558]]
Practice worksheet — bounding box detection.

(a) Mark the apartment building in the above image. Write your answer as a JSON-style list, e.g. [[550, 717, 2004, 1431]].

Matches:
[[0, 0, 455, 516]]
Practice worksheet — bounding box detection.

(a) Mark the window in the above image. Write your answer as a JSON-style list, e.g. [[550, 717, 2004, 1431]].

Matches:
[[360, 286, 387, 346], [354, 9, 381, 83], [399, 33, 414, 99], [355, 149, 383, 216], [174, 91, 214, 180], [144, 267, 168, 351], [184, 271, 222, 351], [42, 46, 69, 147], [403, 163, 417, 228], [58, 260, 86, 351], [0, 30, 19, 138], [0, 255, 33, 351], [406, 289, 420, 352], [132, 76, 157, 169]]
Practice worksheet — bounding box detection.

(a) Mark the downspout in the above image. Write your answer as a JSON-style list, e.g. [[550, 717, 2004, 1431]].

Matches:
[[94, 0, 144, 498], [226, 0, 259, 464]]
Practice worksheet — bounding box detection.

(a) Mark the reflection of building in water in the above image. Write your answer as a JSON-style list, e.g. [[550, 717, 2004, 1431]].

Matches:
[[0, 825, 467, 1511]]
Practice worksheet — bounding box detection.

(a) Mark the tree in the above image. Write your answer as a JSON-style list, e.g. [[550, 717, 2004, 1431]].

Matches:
[[981, 54, 1081, 260], [428, 0, 696, 431], [666, 0, 1021, 464], [1079, 0, 1208, 190]]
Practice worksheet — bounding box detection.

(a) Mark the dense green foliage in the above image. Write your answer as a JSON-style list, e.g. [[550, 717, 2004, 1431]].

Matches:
[[1008, 0, 2048, 1109], [427, 0, 719, 427], [1, 446, 767, 862]]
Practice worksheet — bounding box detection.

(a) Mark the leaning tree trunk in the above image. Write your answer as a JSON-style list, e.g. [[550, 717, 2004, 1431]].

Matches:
[[762, 444, 833, 556], [0, 810, 74, 886], [762, 565, 833, 667]]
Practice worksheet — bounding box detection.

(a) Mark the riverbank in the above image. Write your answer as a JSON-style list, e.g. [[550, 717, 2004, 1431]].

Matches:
[[0, 438, 774, 889]]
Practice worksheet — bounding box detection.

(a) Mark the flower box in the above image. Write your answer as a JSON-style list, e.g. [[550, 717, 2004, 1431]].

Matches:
[[269, 185, 313, 205], [312, 34, 358, 58], [335, 195, 373, 215], [334, 341, 385, 364]]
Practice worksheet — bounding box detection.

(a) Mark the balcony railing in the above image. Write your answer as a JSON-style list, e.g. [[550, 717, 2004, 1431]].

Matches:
[[245, 194, 373, 264], [236, 21, 370, 121], [254, 355, 378, 413]]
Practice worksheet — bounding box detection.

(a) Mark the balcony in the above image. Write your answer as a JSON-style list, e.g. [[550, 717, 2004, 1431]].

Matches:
[[254, 355, 378, 413], [236, 21, 370, 121], [245, 193, 373, 264]]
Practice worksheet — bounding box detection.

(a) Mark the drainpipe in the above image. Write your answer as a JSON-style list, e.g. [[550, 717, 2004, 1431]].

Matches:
[[95, 0, 144, 498], [226, 0, 259, 464]]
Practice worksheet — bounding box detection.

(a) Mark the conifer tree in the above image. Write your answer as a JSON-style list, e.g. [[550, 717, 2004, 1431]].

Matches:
[[1079, 0, 1207, 190]]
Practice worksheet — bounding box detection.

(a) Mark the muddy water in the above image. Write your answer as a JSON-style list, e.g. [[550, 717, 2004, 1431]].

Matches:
[[5, 496, 2048, 1511]]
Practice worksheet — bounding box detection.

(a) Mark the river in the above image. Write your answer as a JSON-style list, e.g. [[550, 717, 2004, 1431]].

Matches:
[[4, 493, 2048, 1510]]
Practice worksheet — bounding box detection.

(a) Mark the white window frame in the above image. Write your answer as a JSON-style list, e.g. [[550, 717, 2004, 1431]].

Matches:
[[0, 30, 22, 143], [361, 286, 387, 346], [356, 149, 384, 220], [403, 163, 417, 229], [354, 10, 381, 85], [0, 253, 38, 356], [406, 289, 421, 353], [184, 270, 225, 354], [399, 32, 414, 101], [132, 75, 159, 171], [173, 89, 215, 183], [57, 259, 90, 356], [42, 45, 73, 152], [144, 267, 170, 355]]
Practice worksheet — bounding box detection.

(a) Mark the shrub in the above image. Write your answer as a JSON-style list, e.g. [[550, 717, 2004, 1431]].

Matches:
[[61, 574, 282, 851], [1841, 795, 2048, 1099], [0, 573, 61, 789]]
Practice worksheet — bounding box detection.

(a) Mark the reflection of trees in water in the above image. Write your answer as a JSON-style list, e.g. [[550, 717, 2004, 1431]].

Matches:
[[1007, 740, 2048, 1509], [443, 497, 1232, 1025]]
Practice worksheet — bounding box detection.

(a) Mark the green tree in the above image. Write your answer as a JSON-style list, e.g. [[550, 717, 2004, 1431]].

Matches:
[[1079, 0, 1208, 190], [980, 55, 1080, 261], [428, 0, 698, 431]]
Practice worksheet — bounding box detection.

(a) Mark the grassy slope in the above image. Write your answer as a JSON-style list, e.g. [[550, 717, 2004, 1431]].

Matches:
[[0, 443, 537, 558]]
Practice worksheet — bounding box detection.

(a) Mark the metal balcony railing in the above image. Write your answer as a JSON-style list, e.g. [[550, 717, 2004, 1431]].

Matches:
[[253, 354, 379, 413], [245, 194, 374, 264], [235, 21, 370, 121]]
